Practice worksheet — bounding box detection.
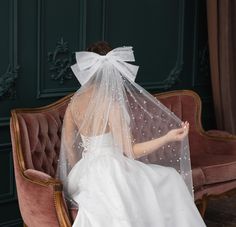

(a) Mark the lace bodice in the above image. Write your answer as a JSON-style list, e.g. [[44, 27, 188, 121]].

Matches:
[[80, 132, 118, 158]]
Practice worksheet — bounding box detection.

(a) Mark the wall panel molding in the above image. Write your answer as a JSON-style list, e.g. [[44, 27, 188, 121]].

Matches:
[[36, 0, 87, 99], [0, 143, 16, 204], [191, 0, 211, 89], [0, 218, 22, 227], [141, 0, 185, 90], [102, 0, 185, 91], [0, 0, 19, 100], [101, 0, 107, 41], [47, 37, 75, 84], [0, 117, 10, 127], [0, 65, 19, 99], [191, 0, 199, 87]]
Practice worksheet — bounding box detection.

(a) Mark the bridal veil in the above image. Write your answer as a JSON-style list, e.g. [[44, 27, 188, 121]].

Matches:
[[56, 45, 194, 208]]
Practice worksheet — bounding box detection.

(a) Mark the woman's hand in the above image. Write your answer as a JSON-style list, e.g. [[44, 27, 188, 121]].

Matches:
[[165, 121, 189, 143]]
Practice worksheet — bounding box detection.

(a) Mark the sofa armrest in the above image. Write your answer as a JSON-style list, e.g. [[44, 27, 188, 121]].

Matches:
[[201, 130, 236, 155], [205, 129, 235, 137], [18, 169, 71, 227], [24, 169, 54, 181], [10, 111, 72, 226]]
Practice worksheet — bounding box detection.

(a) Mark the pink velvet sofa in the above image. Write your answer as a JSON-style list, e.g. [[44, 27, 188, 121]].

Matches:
[[10, 90, 236, 226]]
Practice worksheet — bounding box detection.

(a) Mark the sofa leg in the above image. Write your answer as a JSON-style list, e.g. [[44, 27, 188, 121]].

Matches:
[[196, 197, 208, 218]]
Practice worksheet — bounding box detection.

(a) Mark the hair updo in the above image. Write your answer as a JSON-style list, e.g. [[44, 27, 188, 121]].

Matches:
[[86, 41, 112, 55]]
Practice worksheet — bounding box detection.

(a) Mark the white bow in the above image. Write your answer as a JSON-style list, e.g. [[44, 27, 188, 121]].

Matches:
[[71, 46, 139, 85]]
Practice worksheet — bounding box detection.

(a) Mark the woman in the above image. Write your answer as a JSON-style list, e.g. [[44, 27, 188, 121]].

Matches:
[[56, 41, 207, 226]]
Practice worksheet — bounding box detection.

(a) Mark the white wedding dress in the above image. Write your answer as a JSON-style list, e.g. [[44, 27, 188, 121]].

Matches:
[[67, 132, 206, 227]]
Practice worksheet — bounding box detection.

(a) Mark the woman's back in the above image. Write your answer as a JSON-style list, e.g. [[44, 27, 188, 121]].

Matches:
[[70, 84, 111, 136]]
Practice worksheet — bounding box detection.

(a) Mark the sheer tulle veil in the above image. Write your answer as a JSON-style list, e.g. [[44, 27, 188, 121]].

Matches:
[[56, 45, 194, 208]]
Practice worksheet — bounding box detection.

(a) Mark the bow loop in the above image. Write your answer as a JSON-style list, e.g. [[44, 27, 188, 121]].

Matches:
[[71, 46, 139, 85], [107, 46, 135, 62], [75, 52, 101, 71]]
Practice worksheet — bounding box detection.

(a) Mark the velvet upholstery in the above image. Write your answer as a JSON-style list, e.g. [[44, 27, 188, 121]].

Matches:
[[10, 90, 236, 226], [158, 95, 236, 188], [10, 123, 63, 227], [10, 96, 71, 227]]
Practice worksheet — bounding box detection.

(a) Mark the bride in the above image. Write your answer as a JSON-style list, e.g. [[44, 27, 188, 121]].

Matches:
[[56, 41, 207, 226]]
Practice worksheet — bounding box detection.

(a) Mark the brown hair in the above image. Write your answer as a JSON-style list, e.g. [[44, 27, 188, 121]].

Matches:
[[86, 41, 112, 55]]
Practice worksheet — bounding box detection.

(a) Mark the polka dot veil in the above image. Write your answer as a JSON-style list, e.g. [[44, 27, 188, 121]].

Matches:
[[56, 47, 194, 209]]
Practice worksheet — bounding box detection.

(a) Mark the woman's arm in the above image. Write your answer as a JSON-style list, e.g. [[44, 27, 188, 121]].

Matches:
[[133, 121, 189, 159], [109, 101, 190, 159]]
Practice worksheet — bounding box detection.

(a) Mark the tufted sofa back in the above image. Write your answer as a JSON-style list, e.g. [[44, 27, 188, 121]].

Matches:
[[155, 90, 206, 167], [14, 95, 72, 177], [13, 90, 204, 177]]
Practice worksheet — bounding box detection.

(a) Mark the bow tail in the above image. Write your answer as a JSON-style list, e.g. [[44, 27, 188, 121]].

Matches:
[[110, 60, 139, 82], [71, 61, 103, 85]]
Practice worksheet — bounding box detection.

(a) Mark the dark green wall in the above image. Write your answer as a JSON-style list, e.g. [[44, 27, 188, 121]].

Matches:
[[0, 0, 214, 225]]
